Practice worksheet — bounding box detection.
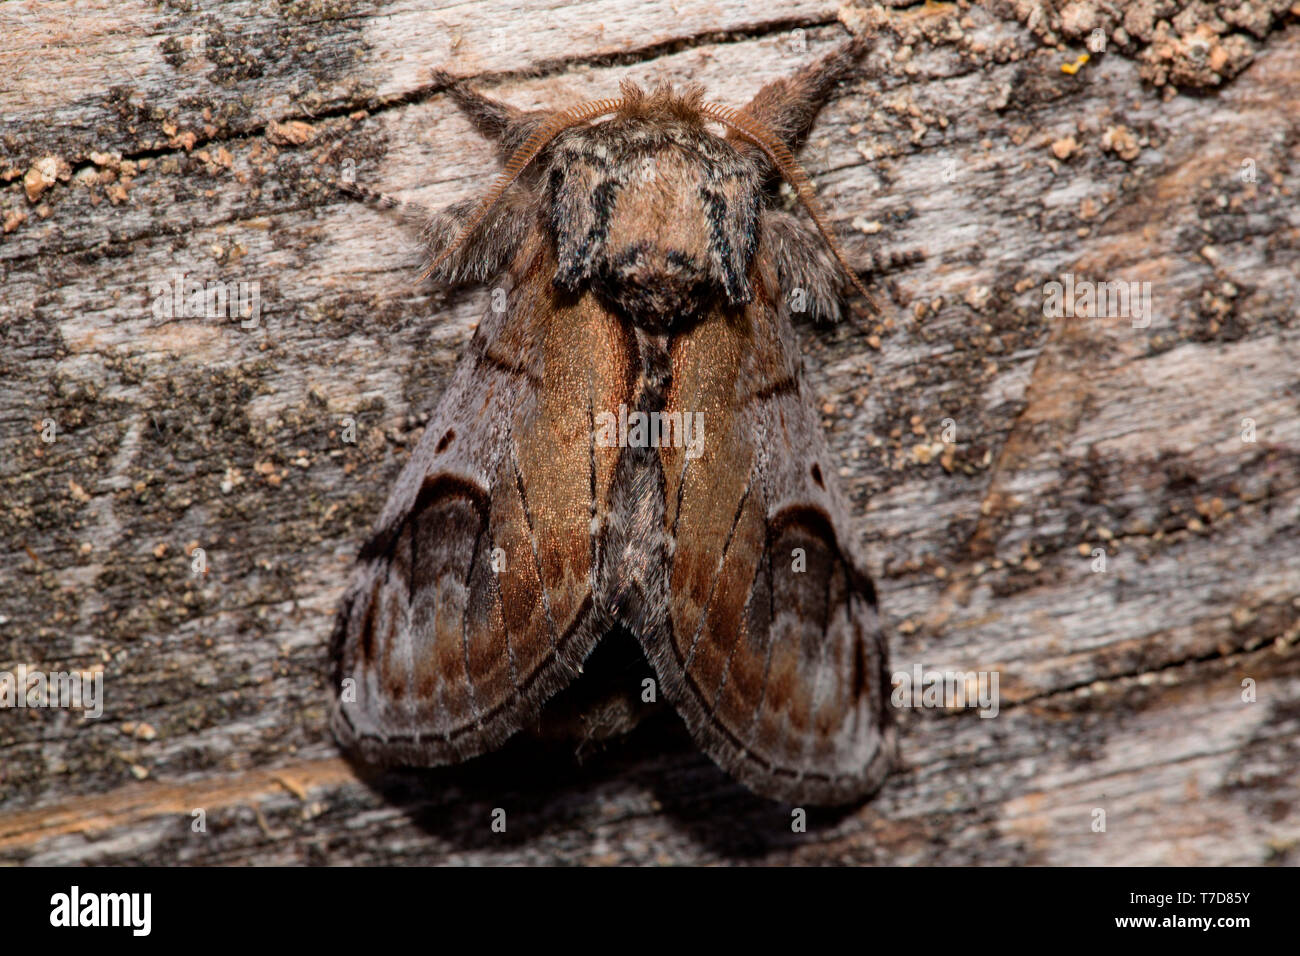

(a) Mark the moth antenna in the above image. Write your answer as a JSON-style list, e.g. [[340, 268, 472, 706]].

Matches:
[[420, 96, 626, 282], [700, 101, 881, 317]]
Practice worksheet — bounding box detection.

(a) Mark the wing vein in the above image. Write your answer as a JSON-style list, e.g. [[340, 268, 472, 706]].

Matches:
[[681, 471, 753, 675]]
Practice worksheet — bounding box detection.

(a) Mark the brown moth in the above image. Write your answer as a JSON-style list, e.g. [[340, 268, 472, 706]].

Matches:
[[331, 35, 896, 805]]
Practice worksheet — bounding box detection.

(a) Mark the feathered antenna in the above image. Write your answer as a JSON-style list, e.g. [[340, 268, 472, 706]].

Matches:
[[420, 95, 626, 282], [699, 101, 880, 315]]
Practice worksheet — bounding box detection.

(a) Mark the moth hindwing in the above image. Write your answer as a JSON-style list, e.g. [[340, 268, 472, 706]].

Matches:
[[331, 35, 896, 805]]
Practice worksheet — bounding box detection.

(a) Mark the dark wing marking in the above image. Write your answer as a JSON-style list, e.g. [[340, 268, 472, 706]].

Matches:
[[331, 233, 633, 765], [646, 254, 895, 805]]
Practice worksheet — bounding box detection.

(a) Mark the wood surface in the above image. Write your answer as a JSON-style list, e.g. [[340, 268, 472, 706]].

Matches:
[[1, 0, 1298, 864]]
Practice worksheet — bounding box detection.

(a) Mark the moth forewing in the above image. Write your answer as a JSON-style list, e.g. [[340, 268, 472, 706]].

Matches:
[[644, 262, 893, 805], [332, 235, 614, 766]]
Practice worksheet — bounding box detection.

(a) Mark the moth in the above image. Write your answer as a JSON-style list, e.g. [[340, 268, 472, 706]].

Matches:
[[331, 35, 896, 805]]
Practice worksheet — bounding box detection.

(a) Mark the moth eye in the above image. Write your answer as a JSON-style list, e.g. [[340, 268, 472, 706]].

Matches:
[[810, 463, 824, 488], [436, 429, 456, 453]]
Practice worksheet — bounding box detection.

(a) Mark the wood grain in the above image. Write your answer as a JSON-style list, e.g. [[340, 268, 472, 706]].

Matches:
[[1, 0, 1297, 865]]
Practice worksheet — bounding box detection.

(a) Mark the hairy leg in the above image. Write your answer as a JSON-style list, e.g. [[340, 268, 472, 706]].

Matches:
[[420, 189, 537, 285], [763, 208, 844, 325], [764, 209, 924, 326], [339, 181, 536, 286]]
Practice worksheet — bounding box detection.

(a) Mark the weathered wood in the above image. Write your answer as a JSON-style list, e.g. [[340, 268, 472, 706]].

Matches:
[[1, 0, 1298, 865]]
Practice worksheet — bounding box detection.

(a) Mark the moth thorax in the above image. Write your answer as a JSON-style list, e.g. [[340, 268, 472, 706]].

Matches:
[[551, 136, 760, 329]]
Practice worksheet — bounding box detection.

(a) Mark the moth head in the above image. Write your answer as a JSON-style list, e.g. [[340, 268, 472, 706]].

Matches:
[[544, 81, 760, 327]]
